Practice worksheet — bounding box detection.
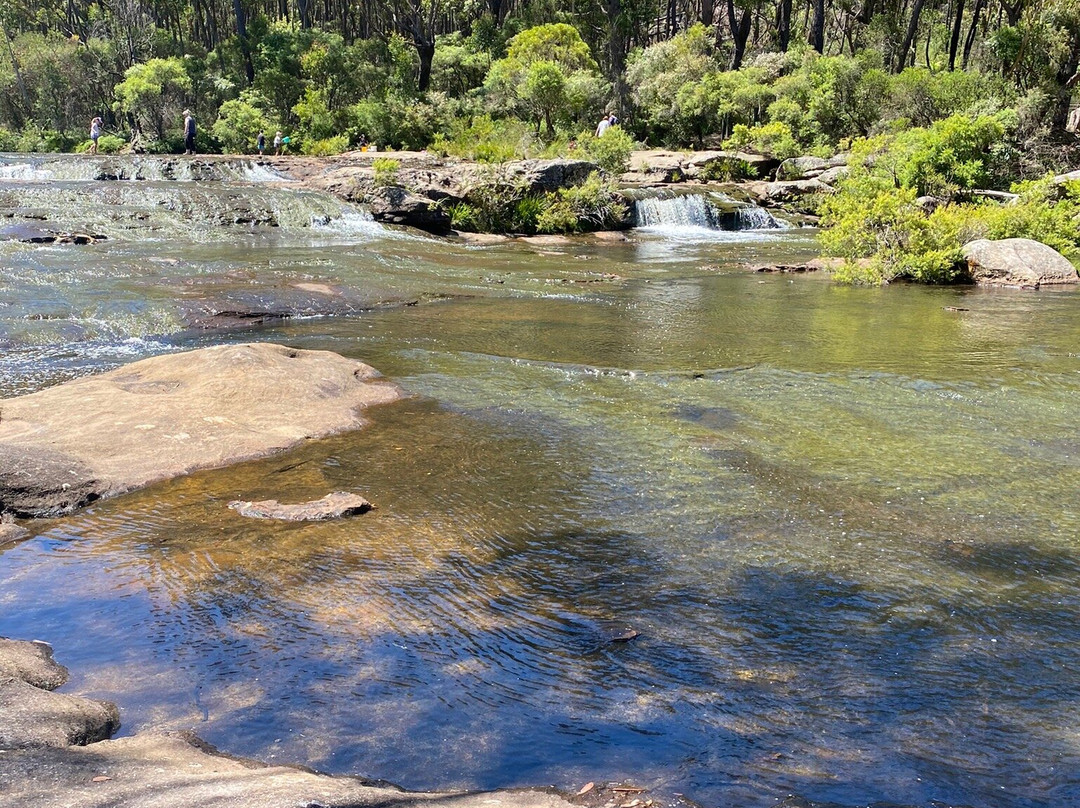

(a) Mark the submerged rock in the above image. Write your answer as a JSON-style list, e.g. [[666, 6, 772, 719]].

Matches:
[[0, 514, 29, 545], [229, 491, 373, 521], [0, 343, 401, 517], [961, 238, 1080, 288]]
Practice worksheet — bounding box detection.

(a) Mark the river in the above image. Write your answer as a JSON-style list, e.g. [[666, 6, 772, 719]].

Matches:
[[1, 154, 1079, 808]]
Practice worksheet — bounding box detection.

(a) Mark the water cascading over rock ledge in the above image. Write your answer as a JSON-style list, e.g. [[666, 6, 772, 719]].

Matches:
[[626, 189, 782, 231]]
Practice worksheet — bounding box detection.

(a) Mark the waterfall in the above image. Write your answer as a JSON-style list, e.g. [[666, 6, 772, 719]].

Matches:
[[634, 194, 721, 229], [631, 191, 783, 232]]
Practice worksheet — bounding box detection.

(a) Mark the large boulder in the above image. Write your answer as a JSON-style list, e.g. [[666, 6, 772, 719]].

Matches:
[[367, 185, 452, 233], [744, 178, 835, 206], [519, 158, 598, 192], [961, 238, 1080, 288], [0, 343, 401, 517], [776, 154, 848, 181]]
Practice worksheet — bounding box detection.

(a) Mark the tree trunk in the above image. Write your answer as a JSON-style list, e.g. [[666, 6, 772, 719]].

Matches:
[[1053, 29, 1080, 130], [727, 0, 752, 69], [607, 0, 630, 118], [948, 0, 966, 70], [810, 0, 825, 53], [961, 0, 984, 70], [776, 0, 792, 51], [701, 0, 715, 27], [233, 0, 255, 85], [894, 0, 926, 72], [416, 38, 435, 92]]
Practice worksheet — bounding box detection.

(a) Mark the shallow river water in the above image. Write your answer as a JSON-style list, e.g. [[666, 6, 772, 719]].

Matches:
[[2, 155, 1080, 808]]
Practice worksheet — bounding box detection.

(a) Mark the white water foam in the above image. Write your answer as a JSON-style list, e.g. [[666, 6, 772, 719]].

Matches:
[[242, 162, 290, 183]]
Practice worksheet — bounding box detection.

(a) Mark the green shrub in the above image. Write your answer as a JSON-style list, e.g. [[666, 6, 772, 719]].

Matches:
[[212, 94, 272, 153], [578, 125, 634, 174], [75, 134, 126, 154], [723, 121, 800, 159], [429, 114, 534, 162], [555, 171, 628, 231], [536, 198, 579, 233], [373, 157, 401, 187], [303, 135, 349, 156], [697, 157, 757, 181], [448, 202, 480, 230], [512, 195, 547, 233]]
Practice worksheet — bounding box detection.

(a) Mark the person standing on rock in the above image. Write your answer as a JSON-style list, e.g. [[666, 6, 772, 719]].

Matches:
[[257, 130, 266, 157], [274, 131, 283, 156], [183, 110, 196, 155], [89, 117, 102, 154]]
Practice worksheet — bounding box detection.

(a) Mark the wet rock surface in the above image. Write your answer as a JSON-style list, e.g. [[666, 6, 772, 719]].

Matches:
[[0, 343, 400, 517], [0, 637, 583, 808], [229, 491, 373, 521]]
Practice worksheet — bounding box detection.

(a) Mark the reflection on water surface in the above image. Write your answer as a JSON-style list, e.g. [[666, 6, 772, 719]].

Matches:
[[2, 163, 1080, 808]]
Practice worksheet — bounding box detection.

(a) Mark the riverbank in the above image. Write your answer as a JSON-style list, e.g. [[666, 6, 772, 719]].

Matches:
[[255, 148, 835, 234]]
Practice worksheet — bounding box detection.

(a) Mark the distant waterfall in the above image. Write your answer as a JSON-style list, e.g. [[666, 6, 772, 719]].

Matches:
[[631, 192, 782, 231], [634, 194, 722, 228]]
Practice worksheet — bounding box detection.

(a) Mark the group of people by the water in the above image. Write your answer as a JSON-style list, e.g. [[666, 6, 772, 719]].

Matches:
[[87, 111, 293, 158]]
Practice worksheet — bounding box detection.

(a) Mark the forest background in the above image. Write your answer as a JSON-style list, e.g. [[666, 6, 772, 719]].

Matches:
[[5, 0, 1080, 281]]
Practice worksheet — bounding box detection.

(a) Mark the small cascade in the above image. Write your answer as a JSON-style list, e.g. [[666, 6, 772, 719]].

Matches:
[[0, 154, 288, 183], [634, 194, 721, 229], [732, 204, 783, 230], [630, 190, 783, 233], [0, 177, 382, 243]]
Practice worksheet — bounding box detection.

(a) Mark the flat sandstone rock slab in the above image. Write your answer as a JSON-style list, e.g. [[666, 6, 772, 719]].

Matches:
[[0, 731, 581, 808], [0, 343, 401, 517], [229, 491, 373, 521]]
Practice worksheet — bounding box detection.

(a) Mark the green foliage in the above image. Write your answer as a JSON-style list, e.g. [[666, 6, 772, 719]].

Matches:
[[373, 157, 401, 187], [535, 198, 579, 233], [448, 202, 480, 230], [724, 121, 800, 159], [820, 117, 1080, 284], [303, 134, 349, 156], [346, 96, 440, 151], [429, 115, 534, 162], [431, 33, 492, 97], [697, 156, 758, 181], [484, 23, 607, 137], [626, 25, 717, 144], [550, 171, 628, 231], [577, 125, 634, 174], [113, 57, 192, 139], [75, 134, 126, 154], [212, 93, 271, 154]]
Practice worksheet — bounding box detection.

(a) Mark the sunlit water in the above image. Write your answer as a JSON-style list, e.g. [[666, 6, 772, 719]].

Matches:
[[2, 156, 1080, 808]]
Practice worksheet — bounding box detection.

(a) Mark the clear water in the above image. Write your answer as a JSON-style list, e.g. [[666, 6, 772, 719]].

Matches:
[[2, 156, 1080, 808]]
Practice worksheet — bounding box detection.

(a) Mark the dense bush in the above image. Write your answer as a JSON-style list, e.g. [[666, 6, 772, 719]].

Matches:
[[819, 114, 1080, 284]]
